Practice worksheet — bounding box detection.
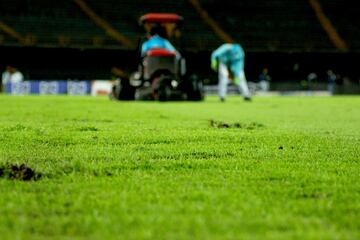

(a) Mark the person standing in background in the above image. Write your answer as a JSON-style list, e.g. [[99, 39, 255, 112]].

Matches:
[[327, 69, 337, 95], [1, 65, 24, 91], [259, 67, 271, 92]]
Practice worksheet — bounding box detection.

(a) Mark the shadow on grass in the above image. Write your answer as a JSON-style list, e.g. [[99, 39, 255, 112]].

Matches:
[[0, 163, 42, 181], [209, 119, 265, 130]]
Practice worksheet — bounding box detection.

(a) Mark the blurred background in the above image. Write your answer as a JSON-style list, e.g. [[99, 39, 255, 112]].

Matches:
[[1, 0, 359, 93]]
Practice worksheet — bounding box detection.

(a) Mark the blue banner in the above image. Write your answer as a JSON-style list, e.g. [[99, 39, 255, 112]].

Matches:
[[5, 81, 92, 95]]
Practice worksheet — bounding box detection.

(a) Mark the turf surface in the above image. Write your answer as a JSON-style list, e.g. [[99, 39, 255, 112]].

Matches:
[[0, 95, 359, 239]]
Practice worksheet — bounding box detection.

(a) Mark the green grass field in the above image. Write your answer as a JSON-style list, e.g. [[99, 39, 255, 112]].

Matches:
[[0, 95, 359, 239]]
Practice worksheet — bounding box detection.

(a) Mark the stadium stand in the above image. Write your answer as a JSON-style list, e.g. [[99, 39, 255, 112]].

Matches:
[[0, 0, 221, 50], [319, 0, 360, 50], [1, 0, 356, 52], [0, 0, 120, 48], [198, 0, 336, 52], [0, 0, 359, 85], [83, 0, 221, 50]]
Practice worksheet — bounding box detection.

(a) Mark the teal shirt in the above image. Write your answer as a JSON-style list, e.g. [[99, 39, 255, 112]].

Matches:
[[211, 44, 245, 70], [141, 35, 179, 57]]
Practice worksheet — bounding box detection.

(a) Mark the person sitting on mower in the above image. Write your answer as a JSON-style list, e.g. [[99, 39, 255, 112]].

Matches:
[[141, 25, 180, 58]]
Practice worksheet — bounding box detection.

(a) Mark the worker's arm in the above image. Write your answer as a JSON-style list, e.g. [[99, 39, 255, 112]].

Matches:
[[164, 40, 181, 58], [141, 41, 149, 57], [211, 44, 232, 71]]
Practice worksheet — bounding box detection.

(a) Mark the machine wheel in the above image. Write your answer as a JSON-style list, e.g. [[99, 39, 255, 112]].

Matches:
[[119, 78, 136, 100], [186, 74, 204, 101], [113, 78, 136, 100]]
